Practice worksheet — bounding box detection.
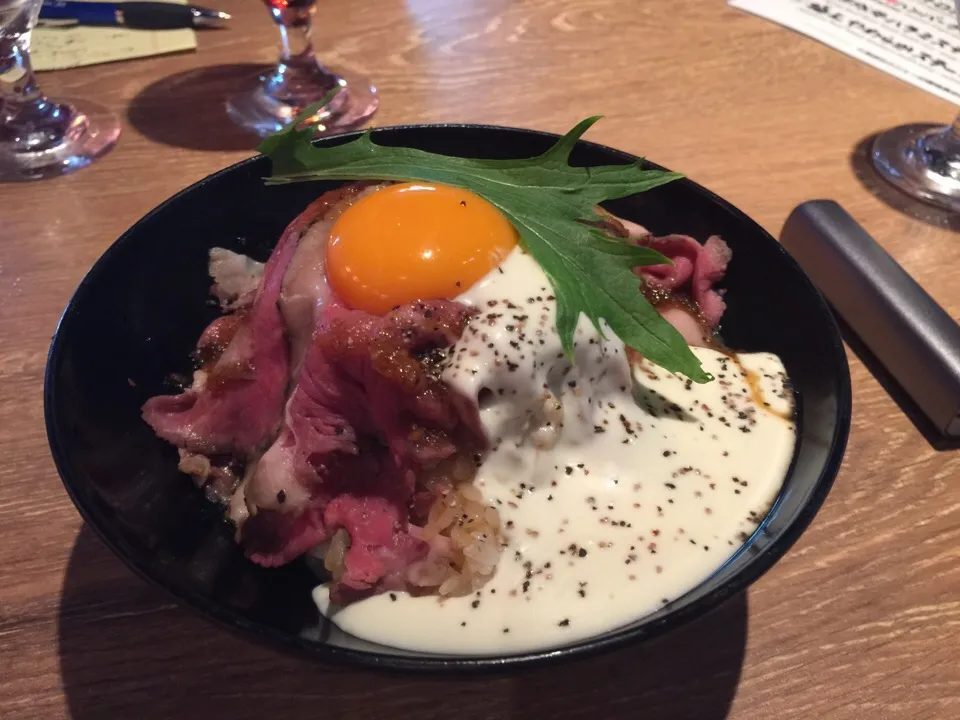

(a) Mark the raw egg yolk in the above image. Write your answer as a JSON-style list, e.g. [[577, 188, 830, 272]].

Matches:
[[326, 182, 519, 314]]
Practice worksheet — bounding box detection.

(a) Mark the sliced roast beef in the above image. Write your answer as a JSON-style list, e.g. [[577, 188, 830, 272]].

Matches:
[[280, 183, 383, 371], [238, 299, 484, 598], [599, 213, 732, 341], [691, 236, 733, 326], [194, 312, 246, 366], [657, 300, 710, 346], [142, 200, 305, 456], [324, 493, 430, 603], [315, 301, 486, 463], [634, 234, 731, 329], [142, 184, 384, 457], [241, 505, 330, 568]]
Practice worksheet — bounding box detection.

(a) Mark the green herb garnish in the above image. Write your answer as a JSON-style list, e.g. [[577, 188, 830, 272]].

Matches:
[[258, 101, 711, 382]]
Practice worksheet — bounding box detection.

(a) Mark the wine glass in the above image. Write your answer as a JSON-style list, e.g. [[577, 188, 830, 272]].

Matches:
[[226, 0, 378, 138], [870, 2, 960, 212], [0, 0, 120, 181]]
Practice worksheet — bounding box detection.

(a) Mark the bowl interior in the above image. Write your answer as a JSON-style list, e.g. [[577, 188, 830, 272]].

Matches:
[[45, 126, 850, 670]]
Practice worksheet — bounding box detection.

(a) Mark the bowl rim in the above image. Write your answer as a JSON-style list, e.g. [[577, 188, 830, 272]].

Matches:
[[44, 121, 852, 673]]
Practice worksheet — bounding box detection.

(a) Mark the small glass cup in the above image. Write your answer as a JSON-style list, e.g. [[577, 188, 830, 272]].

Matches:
[[0, 0, 121, 181], [226, 0, 379, 138]]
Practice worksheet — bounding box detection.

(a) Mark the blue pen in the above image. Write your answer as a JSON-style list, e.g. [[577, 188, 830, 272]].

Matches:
[[39, 0, 231, 29]]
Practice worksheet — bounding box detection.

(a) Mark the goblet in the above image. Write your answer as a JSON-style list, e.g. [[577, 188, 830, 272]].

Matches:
[[226, 0, 379, 138], [870, 2, 960, 212], [0, 0, 120, 181]]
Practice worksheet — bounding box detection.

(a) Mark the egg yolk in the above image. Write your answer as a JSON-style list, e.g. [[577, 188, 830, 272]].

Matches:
[[326, 182, 519, 315]]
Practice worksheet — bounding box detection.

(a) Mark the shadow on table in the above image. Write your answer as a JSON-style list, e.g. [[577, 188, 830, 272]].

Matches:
[[849, 131, 960, 232], [127, 64, 266, 152], [58, 526, 747, 720]]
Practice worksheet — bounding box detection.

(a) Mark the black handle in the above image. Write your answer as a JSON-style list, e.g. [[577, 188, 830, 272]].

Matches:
[[781, 200, 960, 437], [120, 2, 194, 29]]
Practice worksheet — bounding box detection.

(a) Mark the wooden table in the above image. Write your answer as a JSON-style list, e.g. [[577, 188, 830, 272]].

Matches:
[[3, 1, 960, 717]]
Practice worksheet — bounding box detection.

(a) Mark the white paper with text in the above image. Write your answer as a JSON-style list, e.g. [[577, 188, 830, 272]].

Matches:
[[730, 0, 960, 104]]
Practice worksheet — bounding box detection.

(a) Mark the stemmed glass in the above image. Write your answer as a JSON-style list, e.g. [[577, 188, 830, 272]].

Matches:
[[0, 0, 120, 181], [870, 2, 960, 212], [871, 115, 960, 213], [226, 0, 379, 138]]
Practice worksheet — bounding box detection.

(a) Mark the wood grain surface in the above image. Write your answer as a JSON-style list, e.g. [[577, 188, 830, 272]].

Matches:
[[2, 1, 960, 718]]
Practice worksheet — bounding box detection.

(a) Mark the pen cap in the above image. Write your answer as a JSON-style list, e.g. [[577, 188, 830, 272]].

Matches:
[[780, 200, 960, 437]]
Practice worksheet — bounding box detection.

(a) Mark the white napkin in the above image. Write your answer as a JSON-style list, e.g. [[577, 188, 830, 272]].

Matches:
[[730, 0, 960, 104]]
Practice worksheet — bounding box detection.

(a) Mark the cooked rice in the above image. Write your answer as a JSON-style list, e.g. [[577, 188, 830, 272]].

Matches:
[[306, 454, 503, 598], [322, 529, 350, 581], [408, 455, 503, 597]]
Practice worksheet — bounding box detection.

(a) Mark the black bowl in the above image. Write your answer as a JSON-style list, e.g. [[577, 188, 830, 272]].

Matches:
[[45, 125, 851, 671]]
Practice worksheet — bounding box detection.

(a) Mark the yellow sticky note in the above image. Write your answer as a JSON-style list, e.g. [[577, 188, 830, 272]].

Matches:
[[32, 0, 197, 71]]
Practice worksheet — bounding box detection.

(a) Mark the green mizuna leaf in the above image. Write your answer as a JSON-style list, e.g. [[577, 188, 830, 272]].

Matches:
[[257, 105, 712, 382]]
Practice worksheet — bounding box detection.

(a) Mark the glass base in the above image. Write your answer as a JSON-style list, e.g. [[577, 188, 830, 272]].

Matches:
[[0, 98, 121, 182], [226, 65, 379, 139], [871, 123, 960, 213]]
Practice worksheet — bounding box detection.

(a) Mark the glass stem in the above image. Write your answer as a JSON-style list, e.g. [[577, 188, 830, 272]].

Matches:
[[0, 23, 40, 108], [914, 111, 960, 181], [944, 111, 960, 147], [279, 18, 316, 66], [263, 3, 340, 109], [0, 10, 75, 153]]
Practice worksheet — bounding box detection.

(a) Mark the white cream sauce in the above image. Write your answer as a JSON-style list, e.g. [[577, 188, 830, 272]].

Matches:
[[314, 249, 796, 655]]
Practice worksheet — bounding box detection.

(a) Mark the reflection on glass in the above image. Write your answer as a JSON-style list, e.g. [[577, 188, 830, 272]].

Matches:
[[0, 0, 120, 180], [226, 0, 379, 138]]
